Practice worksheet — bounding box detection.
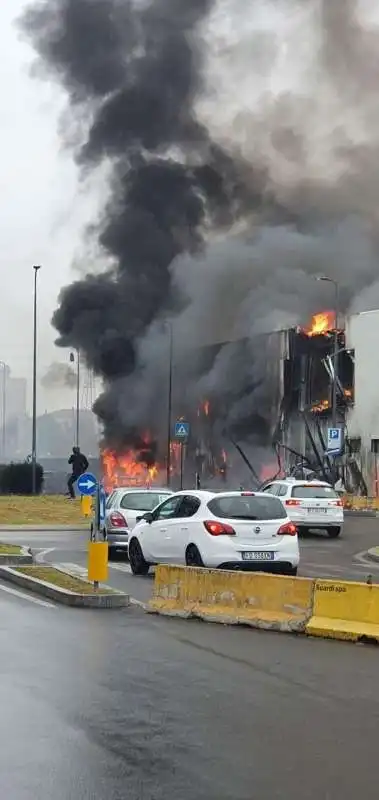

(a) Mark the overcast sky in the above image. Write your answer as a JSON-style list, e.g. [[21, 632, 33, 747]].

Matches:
[[0, 1, 98, 412]]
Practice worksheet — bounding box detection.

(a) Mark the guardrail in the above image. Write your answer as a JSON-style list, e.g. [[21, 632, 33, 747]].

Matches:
[[149, 565, 379, 643]]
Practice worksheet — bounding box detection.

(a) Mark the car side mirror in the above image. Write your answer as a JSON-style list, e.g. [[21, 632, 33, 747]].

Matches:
[[137, 512, 153, 524]]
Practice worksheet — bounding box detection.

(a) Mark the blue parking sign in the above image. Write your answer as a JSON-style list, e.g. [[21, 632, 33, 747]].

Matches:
[[327, 427, 343, 455]]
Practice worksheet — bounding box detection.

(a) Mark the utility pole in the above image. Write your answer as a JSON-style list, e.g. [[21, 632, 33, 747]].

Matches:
[[166, 322, 173, 487], [316, 276, 339, 427], [70, 350, 80, 447], [32, 265, 41, 494]]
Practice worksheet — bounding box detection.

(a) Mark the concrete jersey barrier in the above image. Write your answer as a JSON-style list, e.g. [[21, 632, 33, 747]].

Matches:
[[149, 564, 315, 632], [306, 579, 379, 642]]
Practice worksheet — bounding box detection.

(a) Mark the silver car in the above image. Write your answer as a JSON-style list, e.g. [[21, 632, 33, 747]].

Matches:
[[105, 487, 173, 557]]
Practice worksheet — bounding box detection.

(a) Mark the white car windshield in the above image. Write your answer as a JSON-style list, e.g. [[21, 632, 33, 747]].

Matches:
[[208, 495, 287, 521]]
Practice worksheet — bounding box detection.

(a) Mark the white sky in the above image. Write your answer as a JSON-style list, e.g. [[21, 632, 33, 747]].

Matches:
[[1, 1, 98, 411]]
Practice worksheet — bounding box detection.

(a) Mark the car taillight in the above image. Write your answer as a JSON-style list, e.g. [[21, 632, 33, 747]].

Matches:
[[203, 520, 236, 536], [241, 492, 255, 496], [110, 511, 127, 527], [285, 499, 301, 507], [277, 522, 297, 536], [330, 500, 343, 507]]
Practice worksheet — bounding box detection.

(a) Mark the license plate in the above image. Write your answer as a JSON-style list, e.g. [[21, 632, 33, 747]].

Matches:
[[241, 551, 274, 561], [307, 507, 327, 514]]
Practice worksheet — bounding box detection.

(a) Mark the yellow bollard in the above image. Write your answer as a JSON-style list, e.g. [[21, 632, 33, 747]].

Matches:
[[81, 495, 93, 517], [88, 542, 108, 584]]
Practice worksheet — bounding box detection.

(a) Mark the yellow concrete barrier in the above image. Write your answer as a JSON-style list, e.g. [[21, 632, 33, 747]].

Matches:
[[306, 579, 379, 642], [150, 565, 314, 632]]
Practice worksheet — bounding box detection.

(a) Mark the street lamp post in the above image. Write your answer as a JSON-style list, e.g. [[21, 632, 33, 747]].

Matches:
[[166, 322, 174, 487], [316, 276, 339, 427], [32, 265, 41, 495], [70, 349, 80, 447]]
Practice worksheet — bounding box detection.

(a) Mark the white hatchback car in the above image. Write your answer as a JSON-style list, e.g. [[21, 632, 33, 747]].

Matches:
[[261, 479, 344, 538], [128, 490, 300, 576]]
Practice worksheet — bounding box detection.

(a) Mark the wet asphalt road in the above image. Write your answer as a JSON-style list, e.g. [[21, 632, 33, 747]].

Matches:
[[2, 514, 378, 605], [1, 588, 379, 799]]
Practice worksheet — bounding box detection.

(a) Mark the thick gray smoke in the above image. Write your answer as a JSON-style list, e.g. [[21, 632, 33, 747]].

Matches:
[[19, 0, 379, 460], [41, 361, 76, 390]]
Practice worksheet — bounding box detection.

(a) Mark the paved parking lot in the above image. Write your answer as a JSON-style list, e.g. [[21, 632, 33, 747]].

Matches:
[[1, 514, 378, 606]]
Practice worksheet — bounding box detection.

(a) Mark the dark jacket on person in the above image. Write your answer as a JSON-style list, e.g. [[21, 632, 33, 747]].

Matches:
[[68, 451, 89, 478]]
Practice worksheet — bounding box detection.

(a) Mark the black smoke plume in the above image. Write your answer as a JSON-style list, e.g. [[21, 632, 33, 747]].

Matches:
[[19, 0, 379, 463]]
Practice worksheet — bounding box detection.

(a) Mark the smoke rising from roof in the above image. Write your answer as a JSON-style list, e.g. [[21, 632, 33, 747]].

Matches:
[[19, 0, 379, 453]]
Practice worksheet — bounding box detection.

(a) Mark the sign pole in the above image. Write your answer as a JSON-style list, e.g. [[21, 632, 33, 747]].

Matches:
[[174, 420, 189, 490], [93, 484, 99, 590], [180, 443, 184, 490], [87, 477, 108, 591]]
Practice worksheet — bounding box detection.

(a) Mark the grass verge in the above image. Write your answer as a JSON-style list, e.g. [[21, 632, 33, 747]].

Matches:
[[0, 495, 89, 526], [0, 543, 24, 555], [14, 566, 114, 595]]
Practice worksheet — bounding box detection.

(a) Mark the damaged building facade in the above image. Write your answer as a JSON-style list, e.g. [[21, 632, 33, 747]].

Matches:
[[268, 309, 378, 496]]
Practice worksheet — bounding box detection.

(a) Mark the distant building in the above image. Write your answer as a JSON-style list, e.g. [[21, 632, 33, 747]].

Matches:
[[0, 367, 27, 459], [6, 376, 27, 421]]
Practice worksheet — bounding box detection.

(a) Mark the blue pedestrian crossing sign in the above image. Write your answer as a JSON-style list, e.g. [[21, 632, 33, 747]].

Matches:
[[77, 472, 97, 496], [175, 421, 190, 440], [326, 427, 343, 455]]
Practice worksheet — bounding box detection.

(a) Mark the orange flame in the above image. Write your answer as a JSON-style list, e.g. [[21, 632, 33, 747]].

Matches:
[[305, 310, 335, 337], [102, 449, 159, 492], [311, 399, 329, 413]]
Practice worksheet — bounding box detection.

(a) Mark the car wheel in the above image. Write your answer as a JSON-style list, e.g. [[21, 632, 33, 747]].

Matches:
[[128, 538, 150, 575], [185, 544, 204, 568], [108, 547, 114, 560], [327, 526, 341, 538], [281, 566, 298, 576]]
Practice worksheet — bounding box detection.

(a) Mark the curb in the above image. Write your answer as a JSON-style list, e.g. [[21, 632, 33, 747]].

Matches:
[[367, 547, 379, 564], [344, 510, 379, 518], [0, 525, 88, 532], [0, 546, 33, 566], [0, 566, 130, 608]]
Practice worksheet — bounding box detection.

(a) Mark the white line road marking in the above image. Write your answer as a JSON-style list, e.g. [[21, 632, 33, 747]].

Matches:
[[109, 563, 132, 574], [130, 597, 147, 609], [353, 551, 379, 570], [0, 583, 55, 608], [36, 547, 56, 563]]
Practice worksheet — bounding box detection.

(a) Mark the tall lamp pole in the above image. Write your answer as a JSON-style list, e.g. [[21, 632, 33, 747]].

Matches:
[[32, 265, 41, 494], [166, 322, 173, 487], [0, 362, 6, 460], [70, 349, 80, 447], [316, 276, 339, 427]]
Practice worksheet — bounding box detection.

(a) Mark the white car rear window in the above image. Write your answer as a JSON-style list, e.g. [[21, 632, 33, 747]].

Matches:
[[120, 492, 171, 511], [208, 495, 287, 521], [291, 486, 338, 499]]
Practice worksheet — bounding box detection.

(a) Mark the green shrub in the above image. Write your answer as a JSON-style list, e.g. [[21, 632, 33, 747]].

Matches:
[[0, 462, 44, 495]]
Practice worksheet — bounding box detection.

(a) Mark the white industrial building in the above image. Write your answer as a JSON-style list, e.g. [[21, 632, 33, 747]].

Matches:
[[346, 309, 379, 495]]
